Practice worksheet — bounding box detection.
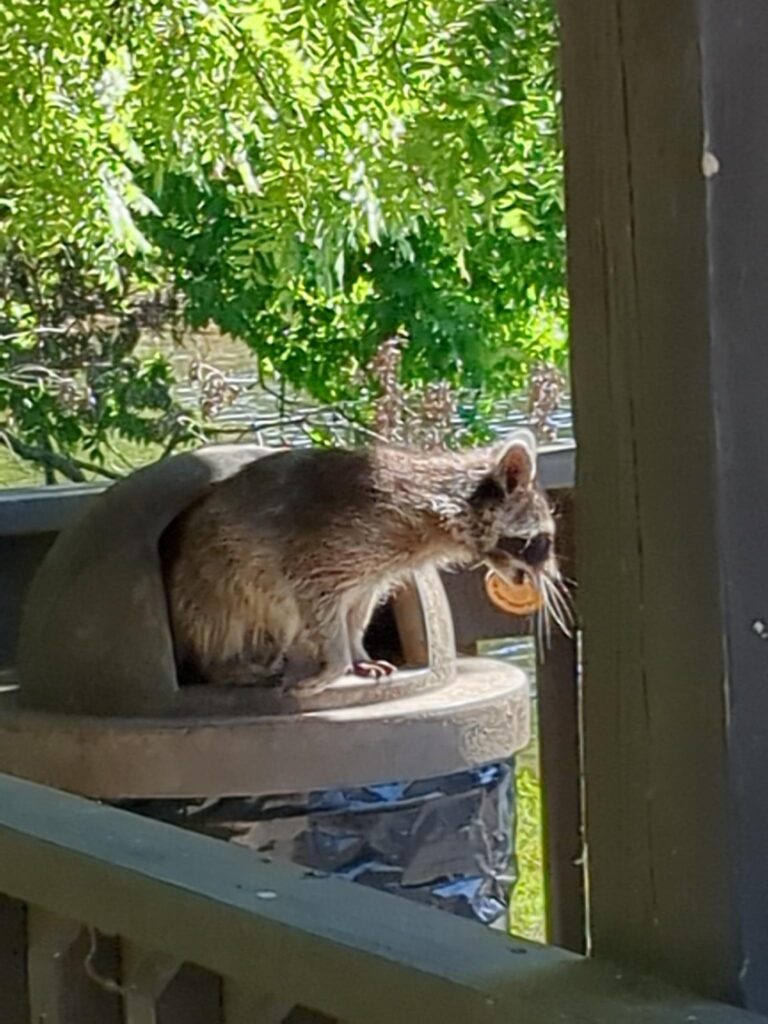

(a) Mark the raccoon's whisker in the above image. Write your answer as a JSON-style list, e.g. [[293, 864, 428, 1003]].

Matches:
[[536, 598, 547, 655], [536, 602, 544, 651], [549, 605, 572, 638], [551, 576, 576, 627], [541, 574, 572, 638], [532, 576, 544, 652], [547, 579, 574, 629], [542, 578, 555, 644], [537, 578, 553, 651], [543, 569, 573, 622], [546, 589, 572, 637]]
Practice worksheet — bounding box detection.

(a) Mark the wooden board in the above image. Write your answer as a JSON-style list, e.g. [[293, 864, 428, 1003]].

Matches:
[[697, 3, 768, 1010], [559, 0, 768, 1010], [0, 895, 27, 1024], [535, 490, 585, 953]]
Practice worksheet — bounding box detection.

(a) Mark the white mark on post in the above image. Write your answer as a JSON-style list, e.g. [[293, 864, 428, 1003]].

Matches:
[[752, 620, 768, 640], [702, 151, 720, 178]]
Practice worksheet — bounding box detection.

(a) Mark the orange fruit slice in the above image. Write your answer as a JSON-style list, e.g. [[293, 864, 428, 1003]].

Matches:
[[484, 570, 543, 616]]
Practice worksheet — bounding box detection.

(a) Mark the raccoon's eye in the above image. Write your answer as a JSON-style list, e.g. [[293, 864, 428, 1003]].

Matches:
[[497, 536, 527, 558]]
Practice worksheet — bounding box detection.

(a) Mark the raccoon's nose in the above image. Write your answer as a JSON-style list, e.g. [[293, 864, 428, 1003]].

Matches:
[[522, 533, 553, 566], [528, 532, 557, 565], [499, 533, 552, 566]]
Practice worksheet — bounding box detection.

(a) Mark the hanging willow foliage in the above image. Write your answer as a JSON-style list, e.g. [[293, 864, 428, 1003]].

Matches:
[[0, 0, 565, 478]]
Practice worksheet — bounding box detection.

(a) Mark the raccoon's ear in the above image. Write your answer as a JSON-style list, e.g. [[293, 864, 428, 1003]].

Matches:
[[494, 430, 537, 492]]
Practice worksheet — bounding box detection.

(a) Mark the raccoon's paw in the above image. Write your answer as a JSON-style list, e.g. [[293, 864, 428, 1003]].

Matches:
[[352, 659, 397, 679]]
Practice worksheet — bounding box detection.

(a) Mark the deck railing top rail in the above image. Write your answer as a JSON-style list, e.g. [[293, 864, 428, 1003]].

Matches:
[[0, 442, 577, 536], [0, 770, 760, 1024]]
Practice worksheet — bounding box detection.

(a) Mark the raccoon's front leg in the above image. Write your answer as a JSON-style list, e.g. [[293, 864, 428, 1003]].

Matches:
[[283, 604, 352, 694], [346, 591, 396, 680]]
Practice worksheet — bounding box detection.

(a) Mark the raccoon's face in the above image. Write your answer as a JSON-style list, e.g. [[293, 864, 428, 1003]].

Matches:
[[467, 430, 570, 635]]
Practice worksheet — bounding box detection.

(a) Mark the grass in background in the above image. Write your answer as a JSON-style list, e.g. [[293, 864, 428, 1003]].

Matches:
[[511, 764, 545, 942], [477, 636, 546, 943], [0, 449, 40, 487], [0, 440, 168, 488]]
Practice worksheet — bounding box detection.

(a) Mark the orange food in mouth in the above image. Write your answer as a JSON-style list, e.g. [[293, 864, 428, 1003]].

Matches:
[[484, 570, 543, 616]]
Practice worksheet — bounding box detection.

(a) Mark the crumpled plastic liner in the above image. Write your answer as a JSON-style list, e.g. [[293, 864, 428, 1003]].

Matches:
[[117, 760, 516, 926]]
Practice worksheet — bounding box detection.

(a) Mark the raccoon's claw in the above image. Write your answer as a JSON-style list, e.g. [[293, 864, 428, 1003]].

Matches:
[[352, 659, 397, 679]]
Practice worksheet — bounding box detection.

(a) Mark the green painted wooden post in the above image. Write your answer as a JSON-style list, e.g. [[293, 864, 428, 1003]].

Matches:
[[535, 490, 585, 953], [0, 895, 27, 1024], [560, 0, 768, 1010]]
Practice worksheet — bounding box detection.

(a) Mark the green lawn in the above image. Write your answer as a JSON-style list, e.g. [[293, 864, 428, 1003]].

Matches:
[[0, 440, 168, 487], [509, 692, 545, 943], [511, 762, 545, 941], [0, 449, 41, 487]]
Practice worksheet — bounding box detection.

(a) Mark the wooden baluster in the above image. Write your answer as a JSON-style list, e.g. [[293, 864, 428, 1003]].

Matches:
[[222, 981, 293, 1023], [26, 908, 121, 1024], [26, 908, 79, 1024], [120, 940, 181, 1024], [0, 895, 26, 1024], [535, 489, 586, 953]]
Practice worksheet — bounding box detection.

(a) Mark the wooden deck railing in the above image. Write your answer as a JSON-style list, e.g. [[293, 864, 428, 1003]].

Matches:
[[0, 771, 760, 1024]]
